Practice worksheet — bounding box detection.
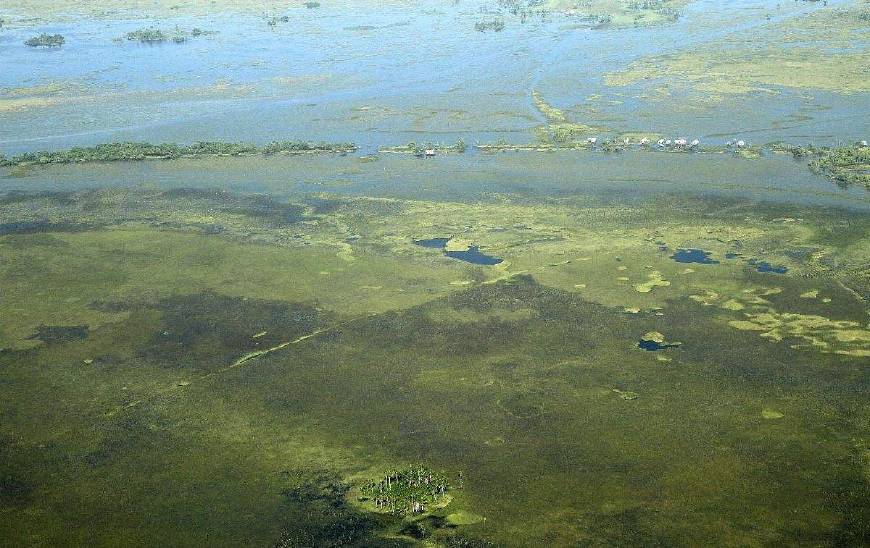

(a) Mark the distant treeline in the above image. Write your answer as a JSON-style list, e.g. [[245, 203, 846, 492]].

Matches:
[[0, 141, 358, 167]]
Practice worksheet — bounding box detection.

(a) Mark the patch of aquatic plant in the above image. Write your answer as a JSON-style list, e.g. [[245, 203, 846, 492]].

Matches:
[[122, 26, 214, 44], [474, 18, 506, 32], [359, 465, 450, 516], [0, 140, 357, 167], [303, 1, 321, 8], [267, 15, 291, 26], [24, 33, 64, 47]]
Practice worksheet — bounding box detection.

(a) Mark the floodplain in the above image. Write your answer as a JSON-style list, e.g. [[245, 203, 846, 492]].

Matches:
[[1, 0, 868, 546]]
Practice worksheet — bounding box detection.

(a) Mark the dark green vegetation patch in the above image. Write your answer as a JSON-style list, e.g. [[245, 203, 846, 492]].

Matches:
[[0, 140, 357, 167], [24, 33, 64, 47]]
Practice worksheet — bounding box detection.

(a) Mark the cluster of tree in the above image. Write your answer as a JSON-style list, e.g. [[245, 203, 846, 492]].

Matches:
[[304, 1, 321, 8], [768, 142, 823, 158], [360, 466, 450, 517], [24, 34, 65, 47], [0, 140, 358, 167], [808, 145, 870, 188]]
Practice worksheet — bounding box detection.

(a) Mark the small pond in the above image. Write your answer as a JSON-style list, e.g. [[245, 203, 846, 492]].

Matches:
[[670, 248, 719, 264]]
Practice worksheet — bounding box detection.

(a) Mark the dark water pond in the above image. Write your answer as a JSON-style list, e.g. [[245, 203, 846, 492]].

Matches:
[[670, 248, 719, 264], [638, 339, 681, 351], [414, 237, 503, 265], [413, 237, 451, 249], [445, 246, 503, 265], [748, 259, 788, 274]]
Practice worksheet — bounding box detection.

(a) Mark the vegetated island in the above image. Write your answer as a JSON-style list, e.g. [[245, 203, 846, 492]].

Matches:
[[805, 144, 870, 189], [0, 140, 357, 167], [378, 140, 467, 156], [24, 33, 65, 47], [120, 26, 215, 44], [355, 466, 452, 516]]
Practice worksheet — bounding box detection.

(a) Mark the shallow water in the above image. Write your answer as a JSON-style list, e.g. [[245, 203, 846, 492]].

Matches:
[[1, 0, 866, 154], [3, 149, 867, 210]]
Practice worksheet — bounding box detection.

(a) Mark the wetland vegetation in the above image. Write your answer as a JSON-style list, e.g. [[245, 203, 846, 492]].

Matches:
[[0, 140, 357, 167], [0, 0, 868, 546], [23, 33, 64, 47], [809, 144, 870, 188], [121, 26, 215, 44]]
